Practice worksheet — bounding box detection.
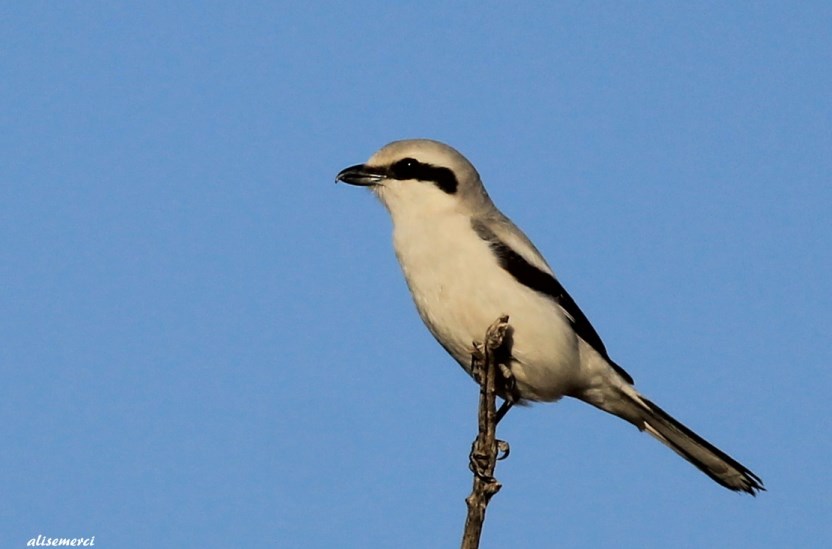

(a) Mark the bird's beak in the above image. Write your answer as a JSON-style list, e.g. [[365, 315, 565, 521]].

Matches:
[[336, 163, 386, 187]]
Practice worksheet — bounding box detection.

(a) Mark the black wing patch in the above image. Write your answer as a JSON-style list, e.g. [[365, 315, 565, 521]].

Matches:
[[472, 220, 634, 385]]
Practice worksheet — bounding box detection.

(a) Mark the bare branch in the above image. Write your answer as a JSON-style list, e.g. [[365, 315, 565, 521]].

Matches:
[[461, 315, 512, 549]]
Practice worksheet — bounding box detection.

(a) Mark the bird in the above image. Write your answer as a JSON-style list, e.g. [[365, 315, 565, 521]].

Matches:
[[336, 138, 763, 495]]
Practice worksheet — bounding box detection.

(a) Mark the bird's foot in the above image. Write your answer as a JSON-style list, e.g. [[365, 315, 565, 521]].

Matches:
[[496, 439, 510, 461], [468, 441, 495, 482]]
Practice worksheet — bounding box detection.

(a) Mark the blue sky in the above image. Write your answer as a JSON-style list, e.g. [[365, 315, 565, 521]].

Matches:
[[2, 2, 830, 547]]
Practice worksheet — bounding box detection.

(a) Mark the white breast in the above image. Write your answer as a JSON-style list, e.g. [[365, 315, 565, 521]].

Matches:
[[390, 210, 583, 401]]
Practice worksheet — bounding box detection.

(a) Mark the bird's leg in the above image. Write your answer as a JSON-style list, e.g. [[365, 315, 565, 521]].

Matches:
[[495, 399, 513, 425], [493, 364, 515, 459], [494, 362, 518, 424]]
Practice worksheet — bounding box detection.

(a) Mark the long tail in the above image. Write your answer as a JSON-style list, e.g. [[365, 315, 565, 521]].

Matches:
[[610, 389, 764, 494]]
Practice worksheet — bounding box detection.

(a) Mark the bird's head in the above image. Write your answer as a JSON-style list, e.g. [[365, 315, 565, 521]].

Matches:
[[336, 139, 492, 219]]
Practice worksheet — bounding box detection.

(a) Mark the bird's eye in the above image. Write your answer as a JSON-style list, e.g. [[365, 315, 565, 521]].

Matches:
[[390, 157, 421, 180], [388, 157, 458, 193]]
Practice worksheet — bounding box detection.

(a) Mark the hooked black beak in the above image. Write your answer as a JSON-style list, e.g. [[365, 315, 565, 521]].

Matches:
[[335, 163, 386, 186]]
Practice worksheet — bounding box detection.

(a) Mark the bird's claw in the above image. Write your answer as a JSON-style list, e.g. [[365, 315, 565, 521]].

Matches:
[[468, 443, 494, 481], [496, 440, 510, 460]]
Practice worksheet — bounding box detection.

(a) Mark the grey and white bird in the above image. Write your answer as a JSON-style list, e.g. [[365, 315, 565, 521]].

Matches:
[[336, 138, 763, 494]]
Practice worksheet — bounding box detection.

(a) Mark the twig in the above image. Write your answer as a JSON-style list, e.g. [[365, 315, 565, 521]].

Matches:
[[461, 315, 512, 549]]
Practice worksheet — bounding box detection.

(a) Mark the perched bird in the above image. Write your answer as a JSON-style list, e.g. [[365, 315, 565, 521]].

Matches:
[[336, 139, 763, 494]]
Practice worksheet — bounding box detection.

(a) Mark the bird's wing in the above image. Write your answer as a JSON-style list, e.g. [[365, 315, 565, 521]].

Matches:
[[472, 217, 634, 385]]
